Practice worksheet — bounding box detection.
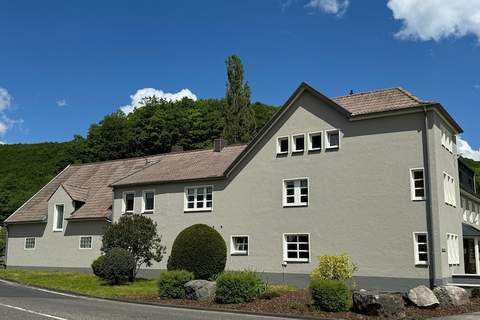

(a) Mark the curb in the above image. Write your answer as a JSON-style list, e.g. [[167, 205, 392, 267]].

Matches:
[[0, 278, 342, 320]]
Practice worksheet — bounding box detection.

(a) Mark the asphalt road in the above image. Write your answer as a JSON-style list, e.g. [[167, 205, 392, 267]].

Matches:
[[0, 280, 298, 320]]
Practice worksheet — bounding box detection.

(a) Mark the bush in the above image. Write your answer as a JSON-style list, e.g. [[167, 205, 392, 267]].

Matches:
[[157, 270, 194, 299], [471, 288, 480, 299], [215, 271, 264, 304], [167, 224, 226, 279], [310, 254, 358, 281], [310, 279, 350, 312], [101, 215, 166, 280], [91, 247, 136, 285]]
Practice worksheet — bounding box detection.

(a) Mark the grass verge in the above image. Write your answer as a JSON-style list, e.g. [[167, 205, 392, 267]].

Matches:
[[0, 268, 157, 299]]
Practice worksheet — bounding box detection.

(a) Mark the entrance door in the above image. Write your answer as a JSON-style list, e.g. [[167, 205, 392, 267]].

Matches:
[[464, 238, 477, 274]]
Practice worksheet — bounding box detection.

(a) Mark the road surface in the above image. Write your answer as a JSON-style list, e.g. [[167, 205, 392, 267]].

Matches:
[[0, 280, 297, 320]]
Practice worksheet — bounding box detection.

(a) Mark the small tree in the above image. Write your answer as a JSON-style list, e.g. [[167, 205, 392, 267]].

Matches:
[[101, 215, 166, 279], [310, 254, 358, 281]]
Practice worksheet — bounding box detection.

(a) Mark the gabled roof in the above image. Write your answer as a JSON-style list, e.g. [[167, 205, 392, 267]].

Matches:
[[5, 82, 463, 224]]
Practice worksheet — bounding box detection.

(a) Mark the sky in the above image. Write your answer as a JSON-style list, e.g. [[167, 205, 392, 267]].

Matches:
[[1, 0, 480, 159]]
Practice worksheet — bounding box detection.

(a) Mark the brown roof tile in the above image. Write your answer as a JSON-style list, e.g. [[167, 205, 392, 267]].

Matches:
[[333, 87, 432, 116]]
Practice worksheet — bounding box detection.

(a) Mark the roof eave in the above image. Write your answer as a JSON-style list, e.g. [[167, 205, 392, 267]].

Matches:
[[111, 175, 226, 188]]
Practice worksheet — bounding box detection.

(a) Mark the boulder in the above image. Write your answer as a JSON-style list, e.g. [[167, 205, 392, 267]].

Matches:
[[433, 286, 469, 306], [184, 280, 216, 301], [353, 290, 406, 318], [406, 285, 439, 308]]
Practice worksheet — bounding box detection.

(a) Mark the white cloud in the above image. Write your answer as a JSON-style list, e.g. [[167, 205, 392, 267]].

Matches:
[[120, 88, 197, 114], [474, 84, 480, 90], [0, 88, 13, 141], [458, 136, 480, 161], [56, 99, 67, 107], [305, 0, 350, 16], [387, 0, 480, 41]]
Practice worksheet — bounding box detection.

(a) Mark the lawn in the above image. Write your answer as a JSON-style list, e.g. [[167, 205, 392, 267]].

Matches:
[[0, 269, 158, 299]]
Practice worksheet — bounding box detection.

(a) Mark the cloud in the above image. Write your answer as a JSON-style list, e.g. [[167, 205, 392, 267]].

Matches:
[[120, 88, 197, 114], [387, 0, 480, 41], [305, 0, 350, 16], [56, 99, 67, 107], [474, 84, 480, 90], [0, 88, 13, 141], [458, 136, 480, 161]]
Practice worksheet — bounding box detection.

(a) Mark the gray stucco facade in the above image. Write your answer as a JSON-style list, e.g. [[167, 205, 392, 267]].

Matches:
[[5, 85, 467, 291]]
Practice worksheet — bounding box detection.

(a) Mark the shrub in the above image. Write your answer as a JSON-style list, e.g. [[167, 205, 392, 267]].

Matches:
[[157, 270, 194, 299], [310, 254, 358, 281], [215, 271, 264, 304], [101, 215, 166, 280], [310, 278, 350, 312], [471, 288, 480, 299], [91, 247, 136, 285], [167, 224, 226, 279]]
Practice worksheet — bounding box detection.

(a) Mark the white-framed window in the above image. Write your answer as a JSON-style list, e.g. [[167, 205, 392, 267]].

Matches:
[[443, 172, 456, 207], [185, 186, 213, 212], [291, 134, 306, 153], [447, 233, 460, 265], [79, 236, 93, 249], [441, 127, 454, 153], [283, 178, 309, 207], [283, 233, 310, 262], [410, 168, 426, 201], [413, 232, 429, 265], [325, 129, 340, 149], [230, 235, 249, 256], [276, 136, 289, 155], [122, 191, 135, 214], [142, 190, 155, 213], [24, 237, 36, 250], [308, 131, 322, 151], [53, 204, 64, 232]]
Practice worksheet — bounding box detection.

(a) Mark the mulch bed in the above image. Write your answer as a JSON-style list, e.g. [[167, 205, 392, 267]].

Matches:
[[133, 289, 480, 320]]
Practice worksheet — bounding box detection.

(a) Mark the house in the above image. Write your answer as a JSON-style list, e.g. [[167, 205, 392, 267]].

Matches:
[[4, 83, 470, 291]]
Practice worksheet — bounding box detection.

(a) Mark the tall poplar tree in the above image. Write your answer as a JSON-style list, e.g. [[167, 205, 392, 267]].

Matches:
[[223, 55, 256, 144]]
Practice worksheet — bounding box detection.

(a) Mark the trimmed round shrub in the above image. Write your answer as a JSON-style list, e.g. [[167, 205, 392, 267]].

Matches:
[[310, 278, 351, 312], [158, 270, 194, 299], [167, 224, 226, 279], [91, 247, 136, 285], [215, 271, 265, 304]]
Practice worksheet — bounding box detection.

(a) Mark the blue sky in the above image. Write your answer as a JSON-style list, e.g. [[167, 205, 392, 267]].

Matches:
[[1, 0, 479, 158]]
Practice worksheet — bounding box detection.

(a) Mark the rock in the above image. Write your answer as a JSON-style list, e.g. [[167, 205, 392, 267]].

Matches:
[[406, 285, 439, 308], [184, 280, 216, 301], [433, 286, 469, 306], [353, 290, 406, 319]]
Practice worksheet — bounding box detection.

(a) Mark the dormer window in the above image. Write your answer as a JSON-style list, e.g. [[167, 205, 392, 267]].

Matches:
[[292, 134, 305, 153], [53, 204, 64, 232], [123, 192, 135, 214]]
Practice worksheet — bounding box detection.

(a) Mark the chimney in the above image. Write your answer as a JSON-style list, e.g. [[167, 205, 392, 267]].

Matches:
[[214, 138, 227, 152], [171, 145, 183, 152]]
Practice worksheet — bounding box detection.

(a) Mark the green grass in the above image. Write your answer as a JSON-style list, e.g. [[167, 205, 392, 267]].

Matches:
[[0, 269, 158, 299]]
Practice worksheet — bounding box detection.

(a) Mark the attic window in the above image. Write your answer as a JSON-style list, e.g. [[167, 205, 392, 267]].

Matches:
[[326, 129, 340, 149], [277, 136, 289, 155], [292, 134, 305, 153]]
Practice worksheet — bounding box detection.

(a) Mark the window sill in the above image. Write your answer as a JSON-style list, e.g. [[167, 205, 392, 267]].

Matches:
[[79, 248, 92, 250], [230, 252, 248, 256], [276, 152, 288, 156], [184, 209, 212, 213], [283, 204, 308, 208], [308, 148, 321, 152], [52, 229, 63, 232], [415, 262, 429, 267], [284, 259, 310, 263], [291, 150, 304, 154], [142, 211, 154, 214], [412, 198, 426, 201], [325, 146, 339, 150]]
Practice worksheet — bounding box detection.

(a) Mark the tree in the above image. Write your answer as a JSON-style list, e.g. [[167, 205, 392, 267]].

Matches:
[[223, 55, 256, 144], [101, 215, 166, 279], [0, 227, 6, 257]]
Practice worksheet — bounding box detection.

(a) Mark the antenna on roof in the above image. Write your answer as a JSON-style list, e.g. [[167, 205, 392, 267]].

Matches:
[[349, 89, 354, 95]]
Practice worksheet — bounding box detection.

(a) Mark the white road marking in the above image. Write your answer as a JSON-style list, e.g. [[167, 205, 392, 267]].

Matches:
[[0, 302, 71, 320]]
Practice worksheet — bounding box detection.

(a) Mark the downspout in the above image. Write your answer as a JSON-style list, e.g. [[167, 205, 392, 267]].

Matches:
[[423, 107, 436, 288]]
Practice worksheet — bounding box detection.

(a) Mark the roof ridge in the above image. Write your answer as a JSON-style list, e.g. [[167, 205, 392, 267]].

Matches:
[[70, 144, 248, 167], [333, 87, 403, 99]]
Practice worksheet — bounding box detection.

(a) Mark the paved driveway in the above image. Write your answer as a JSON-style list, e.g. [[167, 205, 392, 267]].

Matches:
[[430, 313, 480, 320], [0, 280, 298, 320]]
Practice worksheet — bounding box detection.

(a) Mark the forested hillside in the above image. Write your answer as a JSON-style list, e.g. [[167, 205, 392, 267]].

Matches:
[[461, 157, 480, 190], [0, 98, 277, 221]]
